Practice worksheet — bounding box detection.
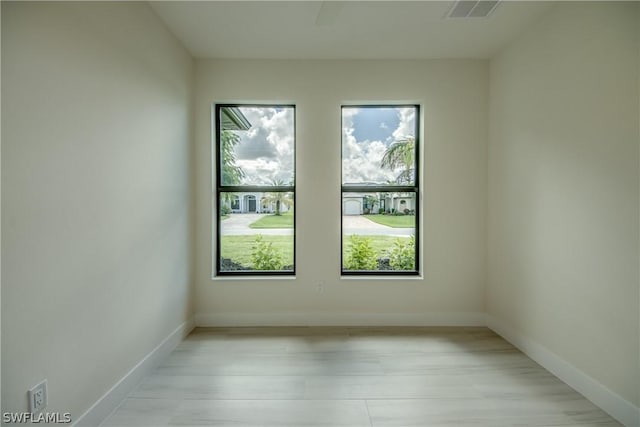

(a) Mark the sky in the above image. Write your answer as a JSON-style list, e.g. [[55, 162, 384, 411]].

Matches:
[[223, 106, 416, 186], [229, 106, 295, 186], [342, 106, 416, 184]]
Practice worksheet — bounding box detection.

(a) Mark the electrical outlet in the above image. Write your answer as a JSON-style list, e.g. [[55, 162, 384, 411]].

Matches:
[[28, 380, 47, 414]]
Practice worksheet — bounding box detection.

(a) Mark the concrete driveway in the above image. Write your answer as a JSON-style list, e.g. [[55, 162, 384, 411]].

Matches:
[[342, 215, 414, 237], [221, 213, 413, 237], [220, 213, 292, 235]]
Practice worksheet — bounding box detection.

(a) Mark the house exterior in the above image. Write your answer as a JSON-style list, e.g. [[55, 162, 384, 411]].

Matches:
[[342, 192, 415, 215], [227, 191, 412, 215], [227, 192, 292, 214], [342, 181, 416, 215]]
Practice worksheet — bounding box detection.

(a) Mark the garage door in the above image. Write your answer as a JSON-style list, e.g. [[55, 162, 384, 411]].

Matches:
[[344, 199, 361, 215]]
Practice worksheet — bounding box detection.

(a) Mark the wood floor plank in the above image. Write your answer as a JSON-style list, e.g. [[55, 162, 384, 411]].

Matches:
[[303, 375, 481, 399], [101, 398, 179, 426], [131, 375, 306, 400], [167, 399, 371, 426], [366, 398, 619, 427], [156, 352, 385, 376]]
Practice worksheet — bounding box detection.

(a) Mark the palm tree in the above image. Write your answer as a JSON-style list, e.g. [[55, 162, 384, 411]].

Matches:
[[221, 130, 245, 185], [262, 179, 293, 216], [219, 130, 245, 215], [380, 137, 415, 184]]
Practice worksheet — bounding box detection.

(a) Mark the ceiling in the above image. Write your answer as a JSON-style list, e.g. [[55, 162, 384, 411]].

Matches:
[[149, 1, 555, 60]]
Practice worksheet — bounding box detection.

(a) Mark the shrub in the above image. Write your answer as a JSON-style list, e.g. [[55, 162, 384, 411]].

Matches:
[[251, 235, 283, 270], [388, 236, 415, 270], [378, 208, 385, 214], [220, 204, 231, 216], [344, 235, 377, 270]]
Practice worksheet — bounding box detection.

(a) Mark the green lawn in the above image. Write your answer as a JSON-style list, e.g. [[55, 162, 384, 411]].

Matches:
[[342, 235, 411, 259], [249, 211, 293, 229], [363, 214, 415, 228], [221, 233, 411, 270], [221, 235, 294, 267]]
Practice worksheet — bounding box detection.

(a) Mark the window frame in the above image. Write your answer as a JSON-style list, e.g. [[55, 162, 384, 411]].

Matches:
[[214, 103, 296, 277], [340, 104, 420, 276]]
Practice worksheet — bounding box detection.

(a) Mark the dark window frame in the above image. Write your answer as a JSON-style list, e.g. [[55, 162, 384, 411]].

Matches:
[[214, 104, 296, 277], [341, 104, 420, 276]]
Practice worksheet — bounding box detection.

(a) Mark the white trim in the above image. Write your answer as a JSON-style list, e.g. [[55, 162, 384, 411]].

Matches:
[[212, 275, 297, 281], [195, 312, 486, 327], [73, 318, 195, 427], [340, 275, 424, 281], [487, 315, 640, 427]]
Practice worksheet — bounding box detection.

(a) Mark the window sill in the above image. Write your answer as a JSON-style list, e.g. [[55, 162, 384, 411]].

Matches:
[[340, 275, 424, 281], [211, 275, 297, 282]]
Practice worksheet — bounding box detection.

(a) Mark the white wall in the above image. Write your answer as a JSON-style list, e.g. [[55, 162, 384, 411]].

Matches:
[[1, 2, 193, 419], [195, 59, 488, 325], [488, 0, 639, 413]]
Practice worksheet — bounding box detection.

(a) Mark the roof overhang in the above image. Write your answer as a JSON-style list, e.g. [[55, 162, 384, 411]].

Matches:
[[221, 107, 251, 131]]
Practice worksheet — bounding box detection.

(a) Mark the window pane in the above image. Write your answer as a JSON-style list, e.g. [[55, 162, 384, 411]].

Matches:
[[219, 106, 295, 186], [219, 192, 294, 273], [342, 192, 416, 272], [342, 106, 417, 185]]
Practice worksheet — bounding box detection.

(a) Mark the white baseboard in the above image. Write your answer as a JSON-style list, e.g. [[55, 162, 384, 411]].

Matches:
[[195, 311, 487, 327], [486, 315, 640, 427], [73, 318, 195, 427]]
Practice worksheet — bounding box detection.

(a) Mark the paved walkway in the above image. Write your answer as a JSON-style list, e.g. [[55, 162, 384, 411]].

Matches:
[[220, 214, 413, 237], [221, 213, 291, 236], [342, 215, 413, 237]]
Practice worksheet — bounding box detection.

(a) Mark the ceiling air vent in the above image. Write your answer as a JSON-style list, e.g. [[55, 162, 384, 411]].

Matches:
[[446, 0, 500, 18]]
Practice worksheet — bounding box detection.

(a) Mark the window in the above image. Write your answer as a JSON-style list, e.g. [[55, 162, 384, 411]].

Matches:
[[230, 196, 240, 211], [341, 105, 419, 275], [215, 105, 295, 276]]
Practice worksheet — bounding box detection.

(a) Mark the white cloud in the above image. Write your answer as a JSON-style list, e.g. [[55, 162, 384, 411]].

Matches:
[[342, 138, 397, 184], [392, 107, 416, 141], [342, 107, 417, 184], [233, 107, 295, 185]]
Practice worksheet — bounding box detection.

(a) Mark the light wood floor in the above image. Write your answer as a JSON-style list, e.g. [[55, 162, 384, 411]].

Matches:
[[103, 327, 621, 426]]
